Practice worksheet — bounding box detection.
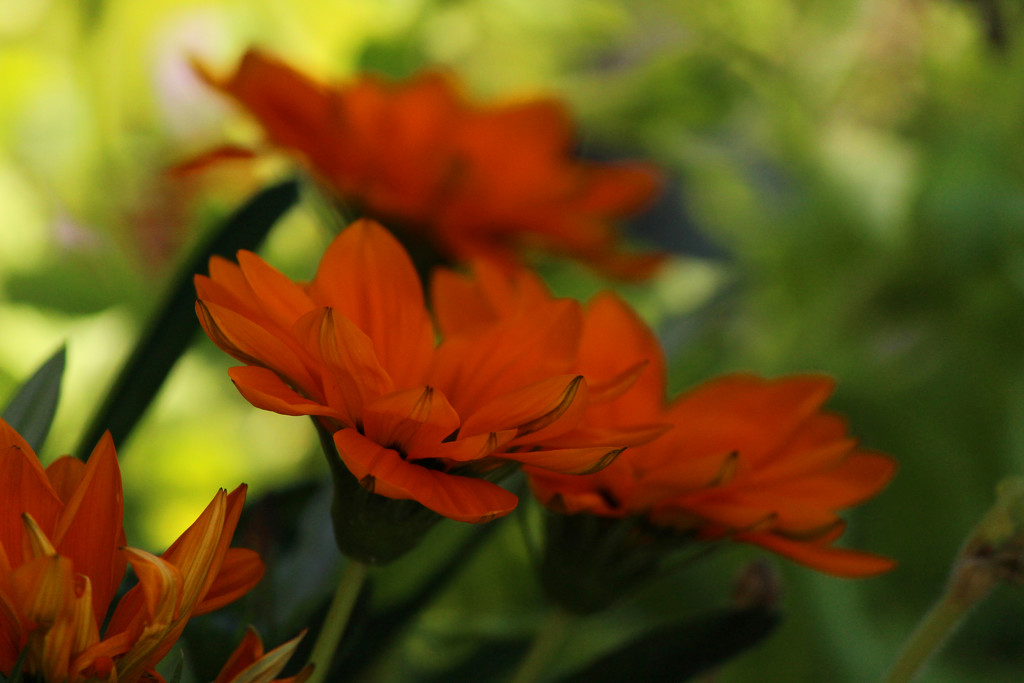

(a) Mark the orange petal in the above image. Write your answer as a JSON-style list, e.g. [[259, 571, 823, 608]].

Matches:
[[460, 375, 584, 439], [162, 486, 248, 613], [333, 428, 518, 523], [434, 429, 517, 463], [236, 250, 316, 330], [664, 374, 836, 465], [431, 299, 582, 413], [50, 433, 126, 627], [308, 220, 435, 388], [45, 456, 87, 505], [737, 531, 896, 578], [362, 387, 461, 459], [196, 300, 317, 395], [228, 366, 347, 422], [113, 548, 184, 683], [168, 144, 261, 177], [502, 446, 623, 475], [192, 548, 265, 617], [0, 435, 62, 567], [764, 452, 897, 509], [578, 292, 665, 411], [203, 50, 340, 172], [13, 554, 75, 683], [527, 460, 635, 516], [429, 267, 498, 337], [215, 627, 264, 683], [216, 628, 309, 683], [292, 307, 393, 422], [577, 163, 662, 215]]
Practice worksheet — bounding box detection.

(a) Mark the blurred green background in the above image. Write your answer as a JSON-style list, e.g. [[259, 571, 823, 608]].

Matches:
[[3, 0, 1024, 680]]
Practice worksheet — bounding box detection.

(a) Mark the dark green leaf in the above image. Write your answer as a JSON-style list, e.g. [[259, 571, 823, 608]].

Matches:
[[1, 346, 66, 453], [75, 178, 300, 458], [557, 606, 781, 683], [5, 644, 29, 683], [166, 650, 185, 683]]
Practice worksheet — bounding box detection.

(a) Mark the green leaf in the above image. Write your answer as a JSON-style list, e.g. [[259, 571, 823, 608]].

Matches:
[[165, 649, 185, 683], [1, 346, 66, 453], [5, 643, 29, 683], [557, 606, 781, 683], [74, 178, 300, 458]]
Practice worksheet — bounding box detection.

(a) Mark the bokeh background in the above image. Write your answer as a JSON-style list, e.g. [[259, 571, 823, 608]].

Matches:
[[3, 0, 1024, 680]]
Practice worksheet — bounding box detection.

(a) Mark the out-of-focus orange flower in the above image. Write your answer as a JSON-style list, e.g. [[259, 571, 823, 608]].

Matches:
[[214, 628, 312, 683], [0, 419, 264, 683], [530, 374, 897, 577], [195, 219, 662, 524], [196, 50, 664, 279]]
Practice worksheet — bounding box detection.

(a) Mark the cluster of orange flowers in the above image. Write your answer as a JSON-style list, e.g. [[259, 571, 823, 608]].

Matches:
[[0, 421, 309, 683], [0, 48, 896, 679], [191, 51, 895, 578]]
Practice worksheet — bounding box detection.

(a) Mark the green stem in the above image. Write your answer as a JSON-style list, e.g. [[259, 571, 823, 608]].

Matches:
[[509, 607, 574, 683], [883, 591, 977, 683], [306, 560, 369, 683]]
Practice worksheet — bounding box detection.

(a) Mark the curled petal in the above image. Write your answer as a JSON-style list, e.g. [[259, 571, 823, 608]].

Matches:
[[197, 300, 317, 395], [228, 366, 348, 422], [501, 446, 624, 475], [333, 429, 518, 523], [460, 375, 585, 440]]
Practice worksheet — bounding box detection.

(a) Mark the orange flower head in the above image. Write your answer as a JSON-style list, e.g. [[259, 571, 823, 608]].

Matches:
[[529, 374, 897, 577], [214, 628, 313, 683], [195, 219, 664, 527], [0, 419, 264, 683], [197, 50, 664, 279]]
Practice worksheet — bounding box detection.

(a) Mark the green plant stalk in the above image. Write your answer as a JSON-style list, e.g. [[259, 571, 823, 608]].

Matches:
[[883, 590, 977, 683], [306, 560, 369, 683], [509, 607, 574, 683]]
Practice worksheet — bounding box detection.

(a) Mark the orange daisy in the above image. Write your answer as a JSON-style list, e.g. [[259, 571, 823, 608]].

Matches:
[[195, 219, 662, 524], [196, 50, 663, 279], [530, 373, 897, 577], [0, 418, 264, 683]]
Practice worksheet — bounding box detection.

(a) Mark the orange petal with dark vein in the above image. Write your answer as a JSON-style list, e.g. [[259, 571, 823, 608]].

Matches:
[[197, 300, 316, 393], [333, 429, 518, 523], [460, 375, 584, 438], [361, 387, 461, 458], [501, 446, 623, 475], [228, 365, 348, 422]]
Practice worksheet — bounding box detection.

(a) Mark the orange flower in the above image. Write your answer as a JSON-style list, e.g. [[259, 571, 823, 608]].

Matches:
[[196, 50, 663, 279], [195, 219, 660, 524], [214, 628, 312, 683], [530, 374, 897, 577], [0, 418, 264, 682]]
